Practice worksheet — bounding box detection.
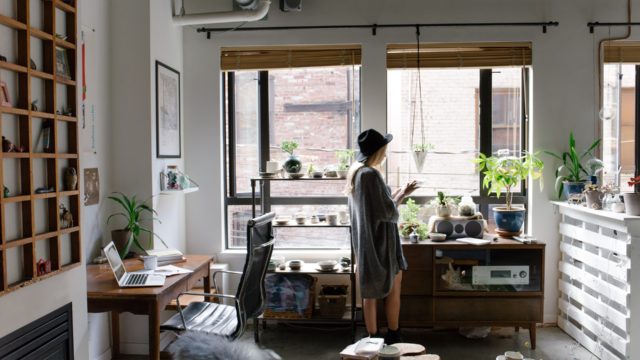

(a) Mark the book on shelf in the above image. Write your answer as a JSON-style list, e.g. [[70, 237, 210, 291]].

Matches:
[[35, 122, 53, 153]]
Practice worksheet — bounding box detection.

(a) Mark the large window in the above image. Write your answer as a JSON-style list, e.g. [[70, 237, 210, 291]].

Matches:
[[224, 52, 361, 249], [386, 43, 531, 231]]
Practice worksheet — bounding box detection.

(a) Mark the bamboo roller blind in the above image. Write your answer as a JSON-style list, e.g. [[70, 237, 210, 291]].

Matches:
[[221, 45, 362, 70], [604, 42, 640, 63], [386, 42, 532, 68]]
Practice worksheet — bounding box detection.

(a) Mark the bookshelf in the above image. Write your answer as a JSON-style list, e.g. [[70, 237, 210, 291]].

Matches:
[[0, 0, 80, 296]]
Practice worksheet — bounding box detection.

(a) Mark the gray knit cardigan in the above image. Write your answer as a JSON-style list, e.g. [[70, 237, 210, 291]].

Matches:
[[348, 167, 407, 299]]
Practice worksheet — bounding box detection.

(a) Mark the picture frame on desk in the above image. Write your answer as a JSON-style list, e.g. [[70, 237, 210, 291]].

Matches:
[[0, 80, 11, 107]]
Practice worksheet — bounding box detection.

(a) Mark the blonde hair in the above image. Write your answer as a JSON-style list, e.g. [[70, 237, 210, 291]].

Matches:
[[343, 145, 387, 195]]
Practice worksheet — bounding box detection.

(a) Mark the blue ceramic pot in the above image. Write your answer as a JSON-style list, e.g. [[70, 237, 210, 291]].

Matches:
[[493, 207, 525, 234], [283, 155, 302, 174], [562, 181, 586, 200]]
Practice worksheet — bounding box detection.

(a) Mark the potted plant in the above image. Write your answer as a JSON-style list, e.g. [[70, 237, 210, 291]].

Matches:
[[475, 151, 544, 237], [412, 143, 434, 173], [335, 149, 355, 178], [585, 157, 604, 185], [583, 184, 604, 210], [624, 176, 640, 215], [430, 191, 459, 218], [545, 132, 600, 199], [398, 198, 428, 240], [281, 140, 302, 174], [107, 192, 167, 259]]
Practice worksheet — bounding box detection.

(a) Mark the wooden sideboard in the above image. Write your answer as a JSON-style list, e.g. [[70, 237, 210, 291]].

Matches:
[[390, 238, 545, 349]]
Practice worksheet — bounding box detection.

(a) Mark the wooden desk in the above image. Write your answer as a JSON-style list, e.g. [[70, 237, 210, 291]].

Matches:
[[87, 255, 213, 360]]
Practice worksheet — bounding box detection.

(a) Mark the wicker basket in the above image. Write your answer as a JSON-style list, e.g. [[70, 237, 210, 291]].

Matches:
[[317, 294, 347, 319], [264, 274, 316, 320]]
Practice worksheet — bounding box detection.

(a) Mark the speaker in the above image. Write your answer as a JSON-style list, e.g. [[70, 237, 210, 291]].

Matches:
[[280, 0, 302, 12], [432, 219, 484, 239]]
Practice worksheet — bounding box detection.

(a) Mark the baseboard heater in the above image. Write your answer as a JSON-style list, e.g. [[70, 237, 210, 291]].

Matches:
[[0, 303, 74, 360]]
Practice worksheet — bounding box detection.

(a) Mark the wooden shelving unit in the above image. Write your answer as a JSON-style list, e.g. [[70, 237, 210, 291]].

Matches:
[[0, 0, 80, 296]]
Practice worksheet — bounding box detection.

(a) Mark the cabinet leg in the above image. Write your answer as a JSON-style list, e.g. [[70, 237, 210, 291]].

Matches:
[[254, 317, 260, 343], [528, 323, 536, 350]]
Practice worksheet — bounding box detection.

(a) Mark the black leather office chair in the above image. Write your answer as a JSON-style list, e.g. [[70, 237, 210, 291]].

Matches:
[[161, 212, 276, 341]]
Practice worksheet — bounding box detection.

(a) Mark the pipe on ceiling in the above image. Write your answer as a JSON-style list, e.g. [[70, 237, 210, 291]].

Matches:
[[173, 0, 270, 26]]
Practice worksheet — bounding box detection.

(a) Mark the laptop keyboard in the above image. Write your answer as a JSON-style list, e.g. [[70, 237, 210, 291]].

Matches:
[[125, 273, 148, 286]]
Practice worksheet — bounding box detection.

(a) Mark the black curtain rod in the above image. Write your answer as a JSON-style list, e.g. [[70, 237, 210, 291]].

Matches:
[[198, 21, 559, 39], [588, 22, 640, 33]]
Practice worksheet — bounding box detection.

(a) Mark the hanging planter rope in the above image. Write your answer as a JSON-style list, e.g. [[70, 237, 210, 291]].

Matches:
[[410, 26, 430, 173]]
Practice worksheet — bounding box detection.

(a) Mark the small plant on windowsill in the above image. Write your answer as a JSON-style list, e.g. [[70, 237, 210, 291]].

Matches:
[[429, 191, 459, 218], [335, 149, 355, 178], [398, 198, 428, 240], [281, 140, 301, 174], [583, 183, 604, 210]]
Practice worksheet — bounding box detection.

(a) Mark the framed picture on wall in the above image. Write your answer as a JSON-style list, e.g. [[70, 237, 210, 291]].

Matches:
[[55, 47, 71, 79], [155, 61, 181, 158]]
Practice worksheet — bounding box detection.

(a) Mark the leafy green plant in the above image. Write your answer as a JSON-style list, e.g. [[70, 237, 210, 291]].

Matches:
[[429, 191, 459, 207], [280, 140, 299, 156], [413, 143, 434, 152], [107, 192, 167, 258], [398, 198, 428, 239], [474, 152, 544, 210], [545, 132, 600, 199], [336, 149, 356, 171]]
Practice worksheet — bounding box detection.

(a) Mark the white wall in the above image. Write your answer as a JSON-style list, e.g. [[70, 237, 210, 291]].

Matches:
[[183, 0, 638, 324]]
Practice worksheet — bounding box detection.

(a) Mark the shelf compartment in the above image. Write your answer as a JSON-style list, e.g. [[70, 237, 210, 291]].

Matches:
[[30, 28, 53, 41], [5, 243, 34, 287], [0, 61, 28, 73], [2, 263, 80, 295], [0, 14, 27, 31]]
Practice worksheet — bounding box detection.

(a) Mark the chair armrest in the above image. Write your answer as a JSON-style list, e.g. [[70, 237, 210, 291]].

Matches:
[[176, 292, 241, 331], [212, 270, 243, 292]]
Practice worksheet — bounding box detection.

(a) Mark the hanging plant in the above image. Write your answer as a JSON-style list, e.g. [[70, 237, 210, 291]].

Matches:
[[409, 26, 430, 173]]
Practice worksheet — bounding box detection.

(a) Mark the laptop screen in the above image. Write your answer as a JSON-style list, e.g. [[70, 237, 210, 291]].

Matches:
[[104, 242, 126, 282]]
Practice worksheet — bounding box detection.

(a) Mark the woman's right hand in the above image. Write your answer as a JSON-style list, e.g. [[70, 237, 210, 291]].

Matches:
[[402, 180, 419, 198]]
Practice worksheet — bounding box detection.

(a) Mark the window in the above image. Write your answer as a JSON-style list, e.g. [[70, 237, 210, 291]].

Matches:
[[223, 46, 361, 249], [386, 43, 531, 231]]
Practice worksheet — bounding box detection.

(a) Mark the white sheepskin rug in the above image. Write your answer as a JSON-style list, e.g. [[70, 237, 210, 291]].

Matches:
[[169, 331, 281, 360]]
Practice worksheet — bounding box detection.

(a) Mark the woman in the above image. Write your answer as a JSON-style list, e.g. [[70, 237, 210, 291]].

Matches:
[[345, 128, 418, 344]]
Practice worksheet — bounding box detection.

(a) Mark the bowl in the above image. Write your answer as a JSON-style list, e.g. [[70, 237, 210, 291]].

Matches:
[[275, 217, 290, 225], [317, 260, 337, 270], [288, 260, 303, 270], [429, 232, 447, 242], [295, 215, 306, 225], [324, 170, 337, 178], [288, 172, 305, 179], [312, 171, 324, 178]]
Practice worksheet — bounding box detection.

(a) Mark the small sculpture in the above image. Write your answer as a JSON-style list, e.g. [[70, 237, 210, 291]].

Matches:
[[2, 136, 16, 152], [31, 99, 38, 112], [59, 204, 73, 228], [0, 54, 6, 62], [64, 167, 78, 190], [35, 187, 55, 194], [36, 258, 52, 276], [29, 58, 36, 70], [3, 186, 9, 198]]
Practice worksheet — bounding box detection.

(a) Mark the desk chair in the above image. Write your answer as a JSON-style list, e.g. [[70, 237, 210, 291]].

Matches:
[[161, 212, 275, 341]]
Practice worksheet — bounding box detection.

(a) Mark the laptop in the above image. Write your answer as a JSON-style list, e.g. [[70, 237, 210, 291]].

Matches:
[[103, 242, 166, 287]]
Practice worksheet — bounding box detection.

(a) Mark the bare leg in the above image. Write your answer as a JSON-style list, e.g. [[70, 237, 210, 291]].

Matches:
[[385, 271, 403, 330], [363, 298, 378, 335]]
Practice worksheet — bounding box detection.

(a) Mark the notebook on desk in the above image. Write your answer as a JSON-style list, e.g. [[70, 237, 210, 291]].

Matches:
[[103, 242, 166, 287]]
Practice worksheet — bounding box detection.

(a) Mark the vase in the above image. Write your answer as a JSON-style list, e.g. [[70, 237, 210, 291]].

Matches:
[[111, 229, 132, 259], [623, 193, 640, 216], [436, 205, 451, 218], [64, 167, 78, 191], [584, 190, 604, 210], [412, 151, 427, 173], [562, 181, 585, 200], [493, 207, 525, 237], [283, 155, 302, 174]]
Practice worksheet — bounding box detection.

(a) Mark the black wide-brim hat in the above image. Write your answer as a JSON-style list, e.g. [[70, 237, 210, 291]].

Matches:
[[356, 128, 393, 163]]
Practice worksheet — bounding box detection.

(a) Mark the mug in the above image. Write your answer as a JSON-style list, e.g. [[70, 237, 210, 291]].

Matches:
[[295, 215, 306, 225], [142, 255, 157, 271], [327, 213, 338, 226], [338, 210, 348, 224]]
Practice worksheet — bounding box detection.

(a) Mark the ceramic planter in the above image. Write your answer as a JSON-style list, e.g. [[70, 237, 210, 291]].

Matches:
[[562, 181, 586, 200], [436, 205, 451, 218], [584, 190, 604, 210], [493, 207, 525, 237], [623, 193, 640, 216], [111, 229, 132, 258], [413, 151, 427, 173], [283, 155, 302, 174]]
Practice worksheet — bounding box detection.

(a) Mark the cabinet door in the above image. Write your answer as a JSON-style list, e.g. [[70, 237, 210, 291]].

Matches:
[[402, 244, 433, 295], [434, 297, 542, 322]]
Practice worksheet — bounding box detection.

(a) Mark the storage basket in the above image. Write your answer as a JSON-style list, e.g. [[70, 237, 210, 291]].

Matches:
[[317, 284, 348, 319], [264, 274, 316, 319]]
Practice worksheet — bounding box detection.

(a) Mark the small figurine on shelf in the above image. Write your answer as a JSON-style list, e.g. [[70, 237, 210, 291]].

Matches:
[[0, 54, 6, 62], [35, 187, 55, 194], [165, 165, 180, 190], [36, 258, 52, 276], [29, 58, 36, 70], [2, 136, 16, 152], [64, 167, 78, 191], [31, 99, 38, 112], [59, 204, 73, 228], [3, 186, 9, 198]]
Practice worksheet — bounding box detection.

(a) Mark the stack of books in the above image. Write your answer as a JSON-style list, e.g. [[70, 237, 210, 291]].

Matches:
[[145, 248, 185, 266]]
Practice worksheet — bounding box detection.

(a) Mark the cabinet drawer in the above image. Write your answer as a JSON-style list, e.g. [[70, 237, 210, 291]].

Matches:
[[400, 296, 433, 324], [434, 297, 541, 322], [402, 269, 432, 295], [403, 245, 432, 270]]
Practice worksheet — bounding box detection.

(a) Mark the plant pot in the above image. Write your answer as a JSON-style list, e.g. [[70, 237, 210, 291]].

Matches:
[[584, 190, 604, 210], [283, 155, 302, 174], [623, 193, 640, 216], [562, 181, 586, 200], [436, 205, 451, 218], [493, 207, 525, 237], [336, 170, 348, 179], [111, 229, 132, 259], [413, 151, 427, 173]]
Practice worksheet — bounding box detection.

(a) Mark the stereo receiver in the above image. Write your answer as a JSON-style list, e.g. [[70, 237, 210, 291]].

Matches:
[[472, 265, 529, 285]]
